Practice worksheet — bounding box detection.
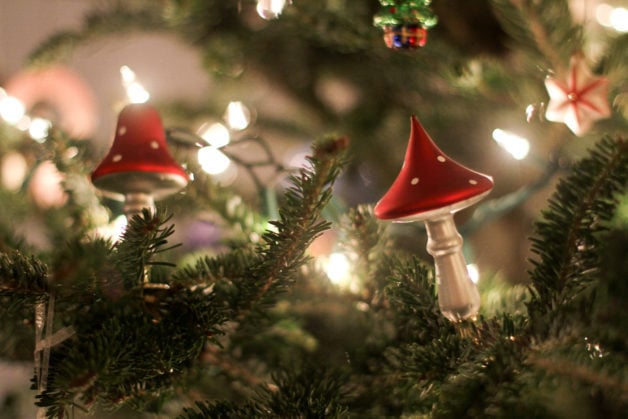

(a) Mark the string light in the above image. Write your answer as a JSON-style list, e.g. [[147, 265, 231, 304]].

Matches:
[[199, 122, 230, 148], [325, 252, 352, 287], [94, 214, 128, 242], [0, 94, 26, 125], [256, 0, 288, 20], [492, 129, 530, 160], [28, 117, 52, 143], [596, 4, 628, 32], [198, 146, 231, 175], [224, 101, 251, 131], [120, 66, 150, 104], [1, 89, 53, 142]]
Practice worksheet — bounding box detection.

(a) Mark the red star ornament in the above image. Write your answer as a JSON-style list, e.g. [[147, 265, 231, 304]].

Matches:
[[544, 55, 611, 136]]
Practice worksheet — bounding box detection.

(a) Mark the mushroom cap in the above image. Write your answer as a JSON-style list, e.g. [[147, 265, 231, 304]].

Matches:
[[91, 103, 188, 201], [374, 115, 493, 221]]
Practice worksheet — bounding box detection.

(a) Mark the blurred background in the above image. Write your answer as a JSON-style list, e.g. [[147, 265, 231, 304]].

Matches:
[[0, 0, 626, 283]]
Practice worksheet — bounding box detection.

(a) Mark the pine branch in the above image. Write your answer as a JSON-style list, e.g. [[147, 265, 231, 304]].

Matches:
[[0, 250, 49, 295], [233, 136, 349, 322], [113, 209, 178, 289], [490, 0, 581, 72], [28, 5, 166, 66], [527, 136, 628, 331]]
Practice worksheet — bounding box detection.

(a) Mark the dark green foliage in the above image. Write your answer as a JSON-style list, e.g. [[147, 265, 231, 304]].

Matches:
[[0, 250, 48, 295], [490, 0, 581, 69], [527, 137, 628, 334], [26, 137, 348, 417], [180, 365, 349, 419], [1, 1, 627, 417]]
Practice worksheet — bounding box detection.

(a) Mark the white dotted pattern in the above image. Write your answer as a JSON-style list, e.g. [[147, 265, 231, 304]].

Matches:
[[437, 155, 446, 162], [150, 141, 159, 149], [469, 179, 478, 185], [411, 177, 419, 185], [112, 154, 122, 162], [118, 126, 127, 136]]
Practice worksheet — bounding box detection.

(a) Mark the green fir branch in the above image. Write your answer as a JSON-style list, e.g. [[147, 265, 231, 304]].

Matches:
[[490, 0, 581, 72], [527, 136, 628, 332], [0, 250, 49, 295], [28, 5, 166, 66], [113, 209, 178, 289], [234, 136, 349, 322]]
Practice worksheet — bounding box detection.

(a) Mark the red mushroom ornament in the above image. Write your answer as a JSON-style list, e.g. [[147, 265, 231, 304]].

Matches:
[[91, 103, 188, 216], [374, 116, 493, 321]]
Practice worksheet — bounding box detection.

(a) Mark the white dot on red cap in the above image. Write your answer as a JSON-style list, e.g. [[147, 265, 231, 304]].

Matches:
[[437, 156, 446, 162], [112, 154, 122, 162], [150, 141, 159, 149], [411, 177, 419, 185], [469, 179, 478, 185], [118, 126, 127, 136]]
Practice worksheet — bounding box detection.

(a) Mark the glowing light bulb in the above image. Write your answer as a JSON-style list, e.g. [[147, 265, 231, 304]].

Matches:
[[198, 146, 231, 175], [95, 214, 128, 242], [28, 117, 51, 142], [597, 4, 628, 32], [492, 129, 530, 160], [120, 66, 150, 104], [224, 101, 251, 130], [256, 0, 288, 20], [326, 252, 351, 286], [199, 122, 230, 148], [0, 95, 26, 125], [1, 151, 28, 191]]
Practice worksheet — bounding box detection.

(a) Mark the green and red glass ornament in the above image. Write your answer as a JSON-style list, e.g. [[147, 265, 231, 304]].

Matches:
[[374, 0, 438, 50]]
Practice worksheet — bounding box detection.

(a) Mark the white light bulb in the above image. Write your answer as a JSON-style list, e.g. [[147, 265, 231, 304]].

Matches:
[[326, 252, 351, 286], [120, 66, 150, 103], [610, 7, 628, 32], [28, 117, 52, 142], [492, 129, 530, 160], [0, 96, 26, 125], [256, 0, 287, 20], [224, 101, 251, 130], [198, 146, 231, 175], [1, 152, 28, 191], [120, 65, 136, 83], [199, 122, 230, 148]]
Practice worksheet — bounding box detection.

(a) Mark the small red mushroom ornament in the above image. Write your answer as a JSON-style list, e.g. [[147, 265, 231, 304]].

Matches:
[[374, 115, 493, 321], [91, 103, 188, 216]]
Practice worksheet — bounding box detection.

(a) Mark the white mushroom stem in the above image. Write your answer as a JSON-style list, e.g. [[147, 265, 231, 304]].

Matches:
[[424, 214, 480, 321], [123, 192, 155, 218]]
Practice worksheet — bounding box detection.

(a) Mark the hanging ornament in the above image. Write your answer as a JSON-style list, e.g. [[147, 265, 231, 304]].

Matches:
[[91, 103, 188, 217], [374, 116, 493, 321], [373, 0, 438, 50], [544, 54, 611, 136], [256, 0, 290, 20]]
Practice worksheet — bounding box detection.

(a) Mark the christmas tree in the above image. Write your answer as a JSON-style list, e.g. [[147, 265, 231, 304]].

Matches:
[[1, 1, 626, 417]]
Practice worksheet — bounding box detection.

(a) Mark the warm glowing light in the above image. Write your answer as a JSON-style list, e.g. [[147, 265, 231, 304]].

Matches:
[[0, 95, 26, 124], [28, 117, 51, 142], [326, 252, 351, 286], [467, 263, 480, 284], [492, 129, 530, 160], [256, 0, 288, 20], [1, 152, 28, 191], [198, 146, 231, 174], [224, 101, 251, 130], [95, 214, 128, 242], [120, 66, 150, 103], [597, 4, 628, 32], [199, 122, 230, 148]]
